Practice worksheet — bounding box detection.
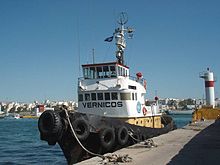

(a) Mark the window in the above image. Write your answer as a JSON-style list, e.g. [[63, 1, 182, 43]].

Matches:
[[119, 67, 123, 76], [118, 66, 121, 76], [83, 68, 89, 79], [120, 93, 131, 100], [103, 66, 110, 78], [104, 93, 110, 100], [132, 93, 135, 100], [90, 67, 96, 79], [135, 93, 137, 100], [96, 66, 103, 78], [111, 92, 118, 100], [91, 93, 96, 101], [85, 93, 90, 101], [125, 69, 128, 77], [97, 93, 103, 100], [110, 66, 116, 77], [122, 68, 125, 76], [128, 85, 136, 90], [78, 94, 83, 101]]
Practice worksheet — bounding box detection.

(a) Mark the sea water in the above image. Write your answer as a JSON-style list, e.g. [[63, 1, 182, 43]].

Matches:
[[0, 115, 192, 164], [170, 114, 192, 128], [0, 118, 65, 165]]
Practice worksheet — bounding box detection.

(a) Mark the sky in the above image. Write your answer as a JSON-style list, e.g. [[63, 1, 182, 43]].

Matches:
[[0, 0, 220, 103]]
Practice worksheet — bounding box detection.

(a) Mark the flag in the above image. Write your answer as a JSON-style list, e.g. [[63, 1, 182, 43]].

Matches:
[[104, 36, 113, 42]]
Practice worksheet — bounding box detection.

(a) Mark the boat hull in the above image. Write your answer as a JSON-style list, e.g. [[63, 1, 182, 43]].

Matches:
[[38, 110, 175, 164]]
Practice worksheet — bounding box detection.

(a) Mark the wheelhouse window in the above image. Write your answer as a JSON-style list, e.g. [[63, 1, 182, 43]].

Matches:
[[103, 66, 110, 78], [122, 68, 125, 76], [91, 93, 96, 101], [90, 67, 96, 79], [120, 93, 131, 100], [104, 93, 110, 100], [82, 63, 122, 79], [110, 66, 116, 77], [117, 66, 128, 77], [78, 94, 83, 101], [97, 93, 103, 100], [96, 66, 103, 79], [85, 93, 90, 101], [83, 68, 89, 79]]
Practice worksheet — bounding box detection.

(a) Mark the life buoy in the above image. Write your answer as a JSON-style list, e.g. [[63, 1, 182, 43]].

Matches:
[[142, 107, 147, 116], [73, 118, 90, 141], [117, 126, 129, 146], [144, 80, 147, 89], [99, 127, 115, 151], [38, 110, 62, 136]]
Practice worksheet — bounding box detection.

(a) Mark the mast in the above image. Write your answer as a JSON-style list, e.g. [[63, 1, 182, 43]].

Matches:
[[114, 12, 134, 65]]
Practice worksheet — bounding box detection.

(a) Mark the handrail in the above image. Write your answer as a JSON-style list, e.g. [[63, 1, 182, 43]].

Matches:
[[78, 76, 146, 87]]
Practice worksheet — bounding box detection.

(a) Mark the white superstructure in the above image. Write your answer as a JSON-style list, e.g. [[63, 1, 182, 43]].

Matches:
[[77, 13, 160, 118], [200, 68, 215, 108]]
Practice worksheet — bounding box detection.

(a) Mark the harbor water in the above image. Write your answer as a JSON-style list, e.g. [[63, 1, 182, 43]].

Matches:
[[0, 115, 191, 164], [169, 114, 192, 128], [0, 118, 65, 165]]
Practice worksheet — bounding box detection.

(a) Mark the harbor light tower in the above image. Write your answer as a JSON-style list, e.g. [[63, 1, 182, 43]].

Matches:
[[200, 68, 215, 108]]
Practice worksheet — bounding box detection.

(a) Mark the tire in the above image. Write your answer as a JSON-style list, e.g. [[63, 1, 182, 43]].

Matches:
[[48, 140, 56, 145], [117, 126, 129, 146], [73, 118, 90, 141], [99, 127, 115, 151], [38, 110, 62, 136]]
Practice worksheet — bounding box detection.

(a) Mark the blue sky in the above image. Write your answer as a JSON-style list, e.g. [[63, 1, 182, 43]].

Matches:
[[0, 0, 220, 102]]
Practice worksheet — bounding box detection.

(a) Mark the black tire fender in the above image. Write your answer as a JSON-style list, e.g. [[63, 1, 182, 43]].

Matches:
[[73, 118, 90, 141], [99, 127, 115, 150], [117, 126, 129, 146], [38, 110, 62, 136]]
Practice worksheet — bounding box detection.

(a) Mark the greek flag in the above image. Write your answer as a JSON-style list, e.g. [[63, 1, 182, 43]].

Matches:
[[104, 36, 113, 42]]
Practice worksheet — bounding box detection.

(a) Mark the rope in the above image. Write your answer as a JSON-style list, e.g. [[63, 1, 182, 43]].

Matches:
[[101, 154, 132, 164], [161, 115, 168, 125], [144, 139, 158, 148], [64, 109, 105, 159], [128, 131, 157, 148], [128, 131, 141, 142]]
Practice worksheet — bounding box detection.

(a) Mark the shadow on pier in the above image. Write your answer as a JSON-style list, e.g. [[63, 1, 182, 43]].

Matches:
[[168, 120, 220, 165]]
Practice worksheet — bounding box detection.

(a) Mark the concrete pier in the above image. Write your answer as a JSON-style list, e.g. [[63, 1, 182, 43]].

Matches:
[[76, 120, 220, 165]]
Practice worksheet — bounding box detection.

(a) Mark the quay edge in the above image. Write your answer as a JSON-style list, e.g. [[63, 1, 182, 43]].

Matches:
[[76, 119, 220, 165]]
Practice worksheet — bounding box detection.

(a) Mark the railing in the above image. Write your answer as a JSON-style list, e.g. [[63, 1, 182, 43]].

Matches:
[[129, 76, 146, 86], [78, 75, 146, 88]]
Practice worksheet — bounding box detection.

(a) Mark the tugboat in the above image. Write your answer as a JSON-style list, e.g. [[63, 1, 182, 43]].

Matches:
[[38, 12, 175, 164]]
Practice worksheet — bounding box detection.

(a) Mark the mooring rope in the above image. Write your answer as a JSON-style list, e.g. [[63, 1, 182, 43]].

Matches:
[[128, 130, 157, 148], [128, 131, 141, 142]]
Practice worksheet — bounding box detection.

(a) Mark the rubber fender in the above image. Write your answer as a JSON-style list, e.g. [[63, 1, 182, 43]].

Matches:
[[117, 126, 129, 146], [99, 127, 115, 151], [73, 118, 90, 141], [38, 110, 62, 136], [47, 140, 56, 145]]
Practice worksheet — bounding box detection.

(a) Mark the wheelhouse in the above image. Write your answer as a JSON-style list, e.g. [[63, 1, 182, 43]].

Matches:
[[82, 62, 129, 79]]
